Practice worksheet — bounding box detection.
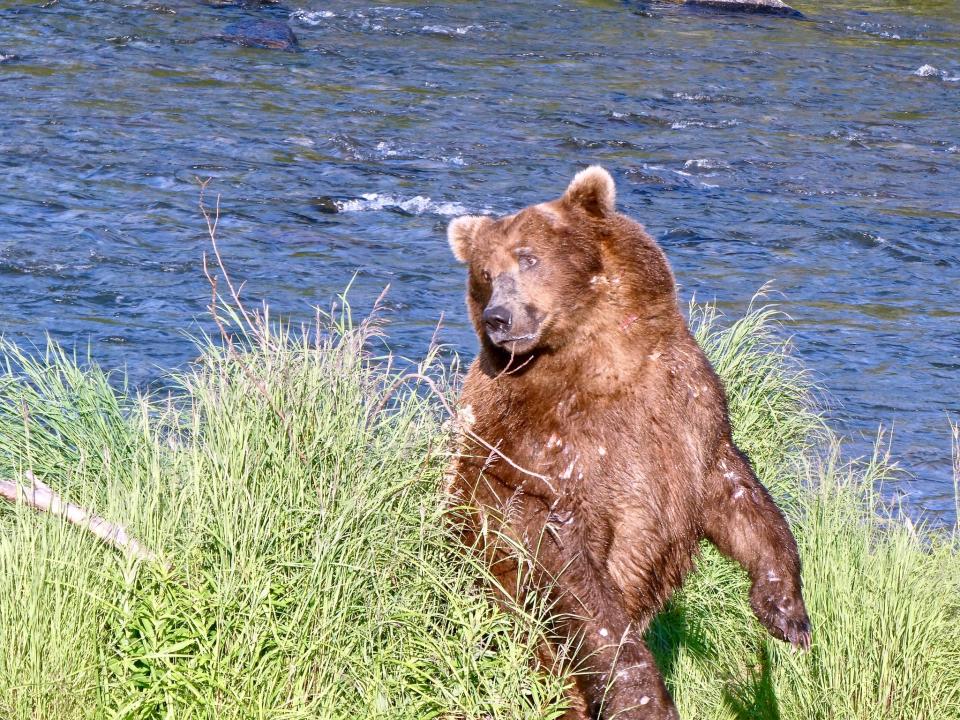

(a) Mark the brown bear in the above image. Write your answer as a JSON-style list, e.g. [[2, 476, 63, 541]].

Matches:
[[444, 166, 811, 720]]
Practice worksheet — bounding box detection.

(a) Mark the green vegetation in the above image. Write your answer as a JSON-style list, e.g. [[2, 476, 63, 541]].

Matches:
[[665, 302, 960, 719], [0, 301, 564, 720], [0, 294, 957, 719]]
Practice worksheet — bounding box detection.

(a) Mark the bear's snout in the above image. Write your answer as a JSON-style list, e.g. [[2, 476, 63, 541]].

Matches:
[[479, 271, 547, 354], [482, 305, 512, 334], [483, 273, 529, 347]]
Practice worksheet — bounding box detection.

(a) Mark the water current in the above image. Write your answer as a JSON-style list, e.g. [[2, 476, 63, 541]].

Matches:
[[1, 0, 958, 518]]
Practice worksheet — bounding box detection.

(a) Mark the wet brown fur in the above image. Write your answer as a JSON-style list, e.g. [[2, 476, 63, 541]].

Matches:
[[445, 167, 810, 720]]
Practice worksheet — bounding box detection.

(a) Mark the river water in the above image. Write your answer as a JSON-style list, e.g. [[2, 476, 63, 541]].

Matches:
[[1, 0, 957, 518]]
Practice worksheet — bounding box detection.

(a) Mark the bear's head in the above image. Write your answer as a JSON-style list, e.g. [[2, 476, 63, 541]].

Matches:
[[448, 166, 676, 360]]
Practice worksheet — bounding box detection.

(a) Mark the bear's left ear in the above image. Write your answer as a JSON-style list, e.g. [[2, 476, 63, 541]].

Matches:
[[561, 165, 616, 217], [447, 215, 491, 263]]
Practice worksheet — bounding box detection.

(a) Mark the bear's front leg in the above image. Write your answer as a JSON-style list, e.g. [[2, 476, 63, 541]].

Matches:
[[541, 556, 679, 719], [584, 633, 679, 720], [702, 443, 811, 649]]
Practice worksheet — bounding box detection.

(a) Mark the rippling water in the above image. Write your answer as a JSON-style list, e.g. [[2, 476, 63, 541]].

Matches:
[[1, 0, 958, 518]]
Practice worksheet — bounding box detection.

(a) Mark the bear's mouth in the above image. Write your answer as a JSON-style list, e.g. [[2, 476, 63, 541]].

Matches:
[[487, 331, 539, 356]]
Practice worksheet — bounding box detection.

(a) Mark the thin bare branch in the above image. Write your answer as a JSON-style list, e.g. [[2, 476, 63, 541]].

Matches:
[[494, 349, 535, 380], [202, 250, 232, 350], [196, 181, 305, 463], [951, 418, 959, 526], [197, 179, 256, 335]]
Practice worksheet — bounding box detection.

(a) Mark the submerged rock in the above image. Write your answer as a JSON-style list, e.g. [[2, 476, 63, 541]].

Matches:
[[220, 19, 298, 49], [311, 196, 340, 214], [684, 0, 803, 17]]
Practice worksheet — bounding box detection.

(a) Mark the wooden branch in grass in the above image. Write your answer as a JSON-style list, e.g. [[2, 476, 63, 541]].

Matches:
[[0, 471, 161, 563]]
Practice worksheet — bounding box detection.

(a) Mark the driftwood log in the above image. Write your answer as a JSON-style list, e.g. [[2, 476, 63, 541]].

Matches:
[[0, 471, 160, 563]]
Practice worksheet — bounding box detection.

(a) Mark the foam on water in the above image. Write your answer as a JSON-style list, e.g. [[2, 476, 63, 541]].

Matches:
[[671, 119, 740, 130], [335, 194, 469, 216], [374, 141, 402, 157], [913, 64, 960, 81], [683, 158, 731, 173], [421, 24, 484, 36], [348, 6, 423, 21], [673, 92, 712, 102], [290, 9, 336, 25]]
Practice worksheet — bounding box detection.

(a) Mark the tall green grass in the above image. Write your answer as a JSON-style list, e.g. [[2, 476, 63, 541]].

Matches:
[[0, 303, 565, 720], [0, 295, 957, 719], [662, 302, 960, 719]]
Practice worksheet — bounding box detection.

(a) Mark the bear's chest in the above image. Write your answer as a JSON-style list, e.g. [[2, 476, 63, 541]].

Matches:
[[470, 398, 694, 499], [458, 408, 600, 509]]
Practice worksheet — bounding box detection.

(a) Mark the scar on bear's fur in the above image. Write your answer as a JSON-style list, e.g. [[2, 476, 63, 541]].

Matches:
[[445, 166, 811, 720]]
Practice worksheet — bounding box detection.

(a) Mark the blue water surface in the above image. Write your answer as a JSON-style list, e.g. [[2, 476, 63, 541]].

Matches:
[[1, 0, 958, 518]]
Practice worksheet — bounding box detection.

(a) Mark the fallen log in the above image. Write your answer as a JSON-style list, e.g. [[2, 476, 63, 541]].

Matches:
[[0, 471, 161, 563]]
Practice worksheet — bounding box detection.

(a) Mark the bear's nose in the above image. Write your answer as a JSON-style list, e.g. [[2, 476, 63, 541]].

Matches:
[[482, 305, 512, 333]]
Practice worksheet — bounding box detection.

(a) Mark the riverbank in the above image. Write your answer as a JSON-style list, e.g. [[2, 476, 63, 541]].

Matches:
[[0, 296, 957, 719]]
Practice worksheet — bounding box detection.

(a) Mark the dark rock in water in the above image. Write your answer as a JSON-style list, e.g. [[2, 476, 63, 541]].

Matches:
[[0, 51, 19, 64], [221, 19, 298, 50], [684, 0, 803, 17], [311, 196, 340, 214]]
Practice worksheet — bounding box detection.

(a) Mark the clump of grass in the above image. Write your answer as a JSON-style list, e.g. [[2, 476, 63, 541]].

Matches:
[[0, 290, 957, 720], [0, 298, 566, 719], [656, 301, 960, 720]]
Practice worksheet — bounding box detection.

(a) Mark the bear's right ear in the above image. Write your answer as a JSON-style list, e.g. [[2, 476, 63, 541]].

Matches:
[[447, 215, 491, 263], [562, 165, 616, 217]]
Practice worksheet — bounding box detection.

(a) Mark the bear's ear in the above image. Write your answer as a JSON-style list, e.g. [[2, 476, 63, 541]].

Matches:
[[561, 165, 616, 217], [447, 215, 491, 263]]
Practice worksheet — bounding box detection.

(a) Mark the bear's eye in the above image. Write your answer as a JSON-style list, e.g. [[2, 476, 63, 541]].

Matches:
[[481, 270, 491, 283], [518, 254, 538, 271]]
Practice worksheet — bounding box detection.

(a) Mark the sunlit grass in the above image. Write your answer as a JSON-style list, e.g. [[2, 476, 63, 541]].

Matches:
[[0, 294, 956, 719], [658, 300, 960, 720], [0, 300, 566, 720]]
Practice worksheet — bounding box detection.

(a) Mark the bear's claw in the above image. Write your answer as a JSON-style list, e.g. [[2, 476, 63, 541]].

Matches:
[[750, 581, 812, 650]]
